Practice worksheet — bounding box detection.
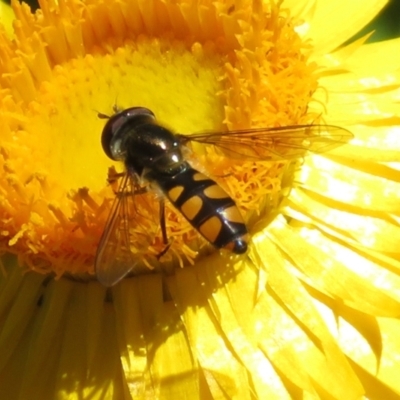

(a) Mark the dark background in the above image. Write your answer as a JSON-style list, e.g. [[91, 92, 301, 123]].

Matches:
[[4, 0, 400, 43]]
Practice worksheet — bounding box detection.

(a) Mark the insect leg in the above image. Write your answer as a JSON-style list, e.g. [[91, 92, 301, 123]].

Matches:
[[159, 198, 168, 245], [107, 166, 126, 187], [156, 199, 173, 260]]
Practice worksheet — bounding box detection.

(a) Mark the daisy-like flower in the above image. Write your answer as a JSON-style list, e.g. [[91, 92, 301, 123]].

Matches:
[[0, 0, 400, 398]]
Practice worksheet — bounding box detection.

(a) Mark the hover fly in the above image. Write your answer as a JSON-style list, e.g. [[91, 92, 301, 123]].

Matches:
[[95, 106, 352, 286]]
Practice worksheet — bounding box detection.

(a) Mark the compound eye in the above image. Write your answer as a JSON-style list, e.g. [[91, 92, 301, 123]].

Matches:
[[100, 107, 156, 161], [101, 115, 122, 160]]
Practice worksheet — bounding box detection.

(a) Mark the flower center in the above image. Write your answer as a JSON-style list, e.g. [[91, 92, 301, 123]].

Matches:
[[27, 40, 225, 191], [0, 0, 317, 280]]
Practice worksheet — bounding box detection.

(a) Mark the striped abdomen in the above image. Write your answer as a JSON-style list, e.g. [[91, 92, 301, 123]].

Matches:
[[153, 164, 248, 254]]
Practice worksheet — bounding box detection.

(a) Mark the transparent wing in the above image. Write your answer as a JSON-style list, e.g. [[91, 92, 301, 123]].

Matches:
[[178, 124, 353, 160], [95, 173, 157, 286], [95, 173, 136, 286]]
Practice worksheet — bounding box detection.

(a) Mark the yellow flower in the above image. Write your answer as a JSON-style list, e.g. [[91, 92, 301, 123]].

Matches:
[[0, 0, 400, 399]]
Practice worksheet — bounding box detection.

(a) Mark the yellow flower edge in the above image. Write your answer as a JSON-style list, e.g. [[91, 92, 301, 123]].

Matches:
[[0, 0, 317, 278]]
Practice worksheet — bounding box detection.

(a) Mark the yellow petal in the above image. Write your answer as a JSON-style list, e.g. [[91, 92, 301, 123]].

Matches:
[[251, 232, 365, 398], [300, 0, 388, 54], [0, 0, 13, 36]]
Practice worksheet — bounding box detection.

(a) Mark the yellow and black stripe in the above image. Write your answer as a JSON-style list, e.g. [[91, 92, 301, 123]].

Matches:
[[154, 165, 248, 254]]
